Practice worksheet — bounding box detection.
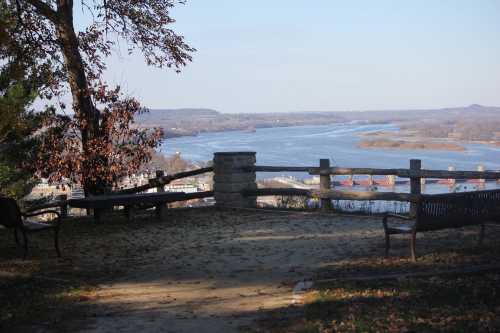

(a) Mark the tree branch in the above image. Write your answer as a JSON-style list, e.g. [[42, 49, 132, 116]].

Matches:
[[24, 0, 59, 23]]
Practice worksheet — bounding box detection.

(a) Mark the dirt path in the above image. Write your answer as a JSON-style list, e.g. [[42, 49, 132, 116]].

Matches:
[[65, 209, 387, 332]]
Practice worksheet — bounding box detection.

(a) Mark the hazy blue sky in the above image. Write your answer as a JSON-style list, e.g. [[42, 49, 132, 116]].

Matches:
[[88, 0, 500, 113]]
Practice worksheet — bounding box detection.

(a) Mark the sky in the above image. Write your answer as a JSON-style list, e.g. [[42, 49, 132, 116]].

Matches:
[[79, 0, 500, 113]]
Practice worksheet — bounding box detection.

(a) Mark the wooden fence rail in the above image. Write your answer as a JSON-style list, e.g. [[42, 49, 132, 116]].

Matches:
[[26, 195, 68, 218], [244, 166, 500, 179], [115, 166, 213, 195], [250, 166, 315, 173], [314, 189, 420, 203], [242, 188, 311, 197], [242, 188, 420, 203], [241, 157, 500, 212], [68, 190, 214, 222], [68, 191, 214, 209]]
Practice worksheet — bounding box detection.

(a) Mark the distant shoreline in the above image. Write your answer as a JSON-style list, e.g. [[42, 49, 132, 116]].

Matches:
[[159, 120, 388, 139], [359, 130, 500, 150], [357, 138, 466, 152], [139, 106, 500, 148]]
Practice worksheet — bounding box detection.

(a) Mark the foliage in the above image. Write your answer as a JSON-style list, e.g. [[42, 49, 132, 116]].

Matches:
[[0, 163, 33, 199], [277, 195, 310, 209], [3, 0, 195, 195], [0, 83, 37, 198], [36, 84, 162, 189], [0, 82, 45, 199], [0, 2, 47, 199], [141, 151, 193, 175]]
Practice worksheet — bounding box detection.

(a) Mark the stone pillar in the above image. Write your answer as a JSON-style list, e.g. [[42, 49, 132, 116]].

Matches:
[[213, 152, 257, 208]]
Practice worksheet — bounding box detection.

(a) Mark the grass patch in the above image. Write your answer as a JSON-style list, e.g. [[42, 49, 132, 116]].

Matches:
[[253, 240, 500, 333], [309, 273, 499, 332], [0, 276, 93, 331], [315, 241, 500, 281], [0, 214, 130, 331], [256, 272, 500, 333]]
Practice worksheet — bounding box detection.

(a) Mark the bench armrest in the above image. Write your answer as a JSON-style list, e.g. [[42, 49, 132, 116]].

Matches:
[[384, 213, 413, 220], [382, 213, 414, 230]]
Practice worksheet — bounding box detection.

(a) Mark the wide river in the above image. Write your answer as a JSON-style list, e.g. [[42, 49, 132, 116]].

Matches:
[[160, 123, 499, 211], [160, 122, 500, 174]]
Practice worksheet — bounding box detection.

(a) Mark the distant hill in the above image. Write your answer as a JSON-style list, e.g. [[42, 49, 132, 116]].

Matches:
[[334, 104, 500, 122], [135, 105, 500, 140], [137, 108, 221, 123]]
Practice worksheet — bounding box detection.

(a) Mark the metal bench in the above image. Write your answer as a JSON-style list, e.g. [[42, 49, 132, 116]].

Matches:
[[0, 197, 61, 259], [383, 189, 500, 261]]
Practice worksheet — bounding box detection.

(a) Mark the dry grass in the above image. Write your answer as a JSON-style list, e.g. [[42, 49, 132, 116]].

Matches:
[[251, 242, 500, 333]]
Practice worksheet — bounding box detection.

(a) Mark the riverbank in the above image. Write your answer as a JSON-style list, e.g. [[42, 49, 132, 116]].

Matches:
[[359, 129, 500, 150], [357, 138, 466, 152]]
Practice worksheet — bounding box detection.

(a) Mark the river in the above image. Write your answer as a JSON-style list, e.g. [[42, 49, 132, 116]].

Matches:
[[160, 122, 500, 173]]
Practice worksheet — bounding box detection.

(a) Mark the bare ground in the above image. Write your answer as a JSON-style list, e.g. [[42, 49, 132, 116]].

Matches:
[[1, 207, 499, 332]]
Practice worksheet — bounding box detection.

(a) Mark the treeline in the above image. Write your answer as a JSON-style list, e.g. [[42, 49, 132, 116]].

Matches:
[[401, 118, 500, 142]]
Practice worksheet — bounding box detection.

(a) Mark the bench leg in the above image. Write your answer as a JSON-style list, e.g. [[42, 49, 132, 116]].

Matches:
[[94, 209, 102, 223], [54, 228, 61, 257], [156, 204, 164, 219], [14, 227, 20, 246], [479, 224, 485, 246], [410, 232, 417, 262], [384, 232, 390, 257], [22, 230, 28, 260], [124, 206, 134, 221]]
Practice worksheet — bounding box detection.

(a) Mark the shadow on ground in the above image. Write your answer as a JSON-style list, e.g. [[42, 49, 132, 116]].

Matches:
[[1, 207, 499, 332]]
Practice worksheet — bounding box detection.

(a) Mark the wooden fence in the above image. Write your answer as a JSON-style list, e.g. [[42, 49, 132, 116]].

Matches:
[[28, 166, 214, 219], [241, 158, 500, 213], [26, 153, 500, 217]]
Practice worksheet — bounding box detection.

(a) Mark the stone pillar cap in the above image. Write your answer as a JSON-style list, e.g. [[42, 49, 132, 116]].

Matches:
[[213, 152, 256, 156]]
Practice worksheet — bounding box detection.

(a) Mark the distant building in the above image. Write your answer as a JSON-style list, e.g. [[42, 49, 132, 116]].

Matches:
[[165, 184, 198, 193]]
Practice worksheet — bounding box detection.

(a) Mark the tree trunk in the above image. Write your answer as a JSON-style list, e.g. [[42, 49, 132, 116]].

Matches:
[[54, 0, 105, 196]]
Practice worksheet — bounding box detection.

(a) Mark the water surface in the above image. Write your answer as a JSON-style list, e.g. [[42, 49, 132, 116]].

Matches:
[[160, 123, 500, 173]]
